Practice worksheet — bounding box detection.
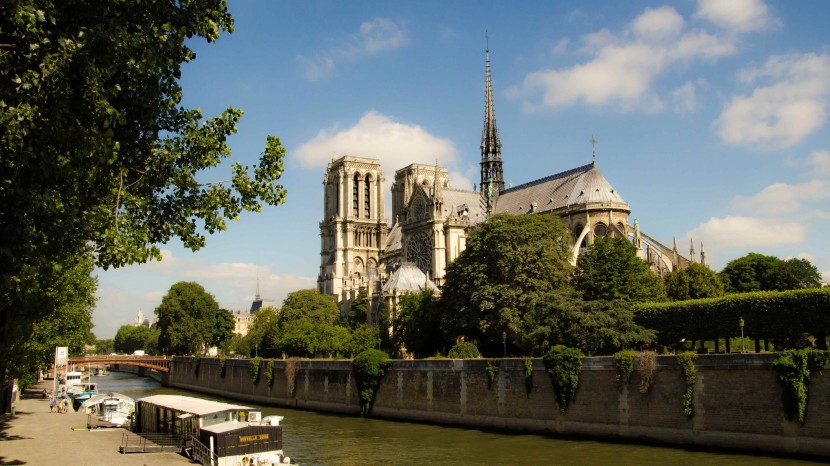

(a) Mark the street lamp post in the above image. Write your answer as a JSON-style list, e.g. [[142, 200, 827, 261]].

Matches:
[[739, 317, 745, 354], [502, 331, 507, 358]]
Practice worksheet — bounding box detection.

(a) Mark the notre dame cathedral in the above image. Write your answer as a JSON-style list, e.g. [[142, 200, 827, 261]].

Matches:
[[318, 49, 695, 316]]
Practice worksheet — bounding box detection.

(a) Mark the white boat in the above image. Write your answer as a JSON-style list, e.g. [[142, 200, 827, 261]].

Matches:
[[67, 382, 98, 408], [135, 394, 291, 465], [80, 392, 135, 428]]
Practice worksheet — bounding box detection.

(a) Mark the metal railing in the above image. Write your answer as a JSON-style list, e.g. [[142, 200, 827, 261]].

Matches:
[[119, 432, 183, 454], [190, 434, 218, 466]]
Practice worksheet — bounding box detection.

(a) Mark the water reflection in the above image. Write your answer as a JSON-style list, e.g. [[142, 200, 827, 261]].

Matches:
[[95, 372, 824, 466]]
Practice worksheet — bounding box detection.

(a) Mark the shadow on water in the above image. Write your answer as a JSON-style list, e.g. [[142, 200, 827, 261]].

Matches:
[[96, 372, 829, 466]]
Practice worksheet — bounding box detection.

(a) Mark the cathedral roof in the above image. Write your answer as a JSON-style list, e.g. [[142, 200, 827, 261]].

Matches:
[[382, 263, 436, 293], [496, 162, 629, 215], [386, 222, 402, 252], [440, 188, 487, 225]]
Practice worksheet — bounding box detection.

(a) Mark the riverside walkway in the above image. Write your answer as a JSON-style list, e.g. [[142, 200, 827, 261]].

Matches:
[[0, 382, 190, 465]]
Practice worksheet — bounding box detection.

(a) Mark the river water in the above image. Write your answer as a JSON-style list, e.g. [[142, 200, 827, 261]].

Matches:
[[95, 372, 823, 466]]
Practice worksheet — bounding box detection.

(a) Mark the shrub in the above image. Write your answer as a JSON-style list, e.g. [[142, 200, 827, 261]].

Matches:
[[613, 350, 637, 390], [265, 359, 275, 387], [486, 358, 501, 389], [352, 349, 391, 416], [543, 345, 583, 413], [523, 357, 534, 394], [448, 342, 480, 359], [773, 349, 830, 423], [250, 356, 262, 384], [219, 356, 227, 378], [192, 355, 202, 376], [637, 351, 656, 394], [676, 352, 697, 417]]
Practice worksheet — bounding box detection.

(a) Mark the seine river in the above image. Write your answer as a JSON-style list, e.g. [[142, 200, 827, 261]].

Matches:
[[96, 371, 823, 466]]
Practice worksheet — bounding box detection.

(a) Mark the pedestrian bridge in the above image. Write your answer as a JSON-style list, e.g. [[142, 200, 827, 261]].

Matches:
[[65, 355, 172, 373]]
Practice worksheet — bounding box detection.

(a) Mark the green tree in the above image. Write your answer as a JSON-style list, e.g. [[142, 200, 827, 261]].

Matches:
[[573, 236, 665, 303], [0, 0, 286, 387], [114, 325, 153, 354], [92, 339, 115, 355], [244, 307, 280, 357], [523, 289, 655, 356], [347, 290, 369, 329], [441, 214, 574, 355], [211, 308, 236, 349], [719, 252, 781, 293], [764, 258, 822, 291], [665, 263, 725, 301], [4, 254, 96, 388], [393, 290, 449, 358], [155, 282, 219, 355], [278, 290, 340, 329]]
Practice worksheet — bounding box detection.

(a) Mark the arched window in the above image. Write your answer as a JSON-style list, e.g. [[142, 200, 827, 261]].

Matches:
[[353, 174, 359, 217], [594, 223, 607, 237], [364, 174, 371, 218]]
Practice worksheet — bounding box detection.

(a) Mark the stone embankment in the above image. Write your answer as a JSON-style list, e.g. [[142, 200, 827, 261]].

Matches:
[[158, 354, 830, 460]]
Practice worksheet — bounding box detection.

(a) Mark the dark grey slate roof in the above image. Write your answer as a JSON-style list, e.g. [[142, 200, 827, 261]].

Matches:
[[496, 163, 628, 215], [441, 188, 487, 225], [386, 222, 402, 252]]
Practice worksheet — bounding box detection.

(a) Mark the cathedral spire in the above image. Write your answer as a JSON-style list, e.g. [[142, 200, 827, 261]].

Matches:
[[255, 272, 261, 301], [480, 43, 503, 212]]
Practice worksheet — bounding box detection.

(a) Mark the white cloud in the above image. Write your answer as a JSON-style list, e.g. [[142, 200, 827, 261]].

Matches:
[[672, 81, 697, 113], [292, 111, 460, 184], [809, 150, 830, 177], [685, 215, 806, 249], [716, 53, 830, 149], [514, 6, 735, 112], [733, 179, 830, 214], [299, 17, 408, 81], [695, 0, 772, 33]]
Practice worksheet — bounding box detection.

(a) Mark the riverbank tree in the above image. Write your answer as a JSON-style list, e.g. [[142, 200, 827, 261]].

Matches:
[[0, 0, 287, 403], [156, 282, 220, 355]]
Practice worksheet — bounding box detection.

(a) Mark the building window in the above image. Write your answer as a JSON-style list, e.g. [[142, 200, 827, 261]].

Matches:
[[353, 174, 359, 217], [594, 223, 607, 237], [364, 175, 371, 218]]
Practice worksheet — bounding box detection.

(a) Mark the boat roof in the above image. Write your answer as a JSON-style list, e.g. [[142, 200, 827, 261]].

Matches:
[[138, 395, 252, 416], [80, 392, 134, 409]]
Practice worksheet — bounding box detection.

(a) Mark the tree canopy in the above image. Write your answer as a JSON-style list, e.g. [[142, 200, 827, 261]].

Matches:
[[0, 0, 286, 386], [155, 281, 219, 355], [665, 263, 725, 301], [392, 290, 449, 358], [573, 236, 665, 303], [719, 253, 822, 293], [114, 325, 154, 354], [441, 214, 574, 355]]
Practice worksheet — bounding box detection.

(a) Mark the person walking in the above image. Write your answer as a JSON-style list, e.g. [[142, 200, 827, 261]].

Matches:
[[49, 396, 57, 413], [62, 396, 70, 413]]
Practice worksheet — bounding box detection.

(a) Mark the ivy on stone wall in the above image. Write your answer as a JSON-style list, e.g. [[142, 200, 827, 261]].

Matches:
[[219, 356, 227, 378], [543, 345, 583, 414], [613, 350, 637, 391], [285, 358, 298, 397], [486, 359, 501, 389], [773, 349, 830, 423], [523, 357, 534, 394], [250, 356, 262, 384], [193, 355, 202, 376], [352, 350, 391, 417], [265, 359, 275, 387], [675, 352, 697, 417]]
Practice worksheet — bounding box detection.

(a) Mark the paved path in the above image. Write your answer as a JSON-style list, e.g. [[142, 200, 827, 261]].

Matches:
[[0, 382, 192, 465]]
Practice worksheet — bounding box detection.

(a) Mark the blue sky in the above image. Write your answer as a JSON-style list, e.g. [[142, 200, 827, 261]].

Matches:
[[93, 0, 830, 338]]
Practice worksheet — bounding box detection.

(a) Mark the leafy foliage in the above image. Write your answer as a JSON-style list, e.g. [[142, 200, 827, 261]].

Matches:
[[193, 355, 202, 376], [523, 357, 534, 394], [265, 358, 275, 387], [613, 350, 637, 390], [573, 237, 665, 303], [664, 263, 725, 301], [250, 356, 262, 384], [441, 214, 574, 355], [543, 345, 584, 413], [242, 307, 280, 357], [773, 349, 830, 423], [211, 308, 236, 349], [0, 0, 286, 387], [347, 289, 369, 329], [523, 289, 655, 356], [352, 349, 391, 416], [114, 325, 153, 354], [219, 356, 227, 378], [635, 288, 830, 345], [448, 342, 480, 359], [719, 253, 821, 293], [92, 339, 115, 355], [156, 282, 220, 355], [278, 290, 339, 328], [392, 289, 449, 358], [486, 359, 501, 389], [676, 352, 697, 417]]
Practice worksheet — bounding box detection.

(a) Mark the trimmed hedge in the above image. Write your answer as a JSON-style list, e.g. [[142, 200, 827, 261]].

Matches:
[[635, 288, 830, 344], [448, 342, 480, 359]]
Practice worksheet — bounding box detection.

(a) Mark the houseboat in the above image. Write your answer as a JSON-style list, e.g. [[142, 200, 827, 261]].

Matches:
[[80, 392, 135, 428], [134, 395, 290, 465]]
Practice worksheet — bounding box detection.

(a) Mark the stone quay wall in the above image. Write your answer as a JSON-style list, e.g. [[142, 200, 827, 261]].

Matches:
[[165, 354, 830, 459]]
